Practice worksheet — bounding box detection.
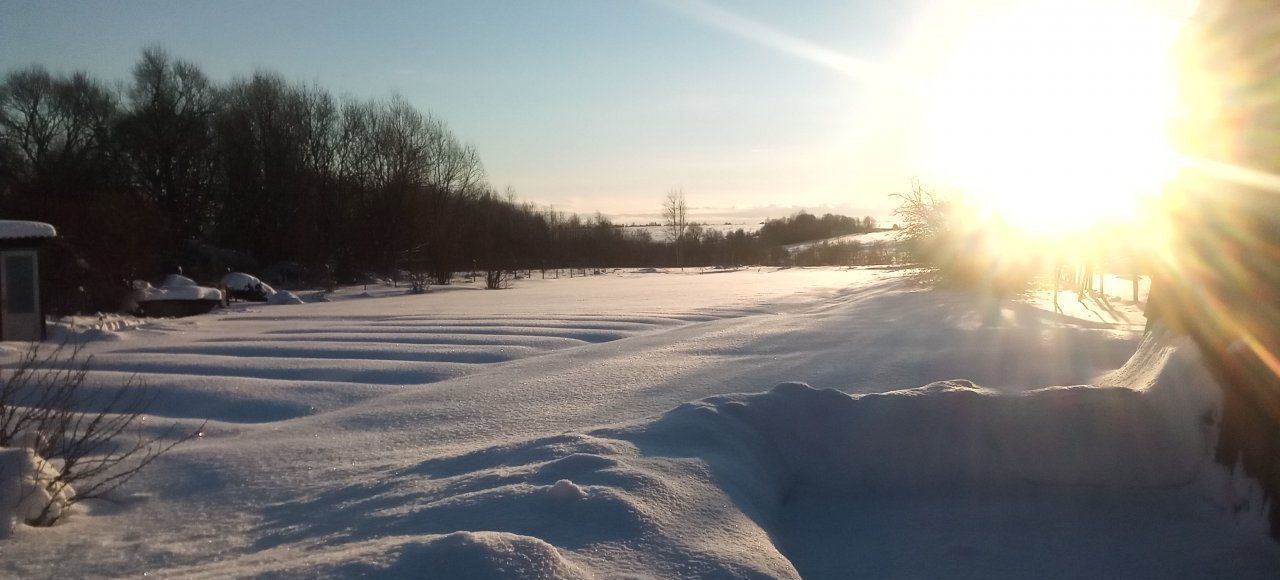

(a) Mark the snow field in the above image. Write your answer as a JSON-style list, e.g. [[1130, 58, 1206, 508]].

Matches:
[[3, 268, 1278, 578]]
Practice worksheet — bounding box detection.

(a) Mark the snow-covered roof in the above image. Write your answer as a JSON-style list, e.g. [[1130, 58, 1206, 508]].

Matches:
[[0, 220, 56, 240]]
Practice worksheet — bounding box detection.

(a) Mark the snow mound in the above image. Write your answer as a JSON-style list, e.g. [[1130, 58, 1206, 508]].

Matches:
[[545, 479, 587, 501], [267, 290, 304, 305], [359, 531, 593, 579], [134, 276, 222, 303], [0, 447, 75, 535]]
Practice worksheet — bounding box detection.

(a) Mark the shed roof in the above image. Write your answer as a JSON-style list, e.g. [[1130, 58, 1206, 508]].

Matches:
[[0, 220, 57, 240]]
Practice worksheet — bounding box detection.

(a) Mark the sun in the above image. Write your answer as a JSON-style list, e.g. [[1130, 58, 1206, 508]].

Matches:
[[915, 0, 1188, 236]]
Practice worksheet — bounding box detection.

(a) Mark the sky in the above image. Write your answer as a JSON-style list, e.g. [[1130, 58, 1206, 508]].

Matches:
[[0, 0, 1190, 225]]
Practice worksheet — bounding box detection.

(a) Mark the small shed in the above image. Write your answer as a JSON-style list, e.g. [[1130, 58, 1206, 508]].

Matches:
[[0, 220, 57, 341]]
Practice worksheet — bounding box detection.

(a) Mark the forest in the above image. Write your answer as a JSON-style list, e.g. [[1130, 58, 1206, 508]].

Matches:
[[0, 48, 895, 314]]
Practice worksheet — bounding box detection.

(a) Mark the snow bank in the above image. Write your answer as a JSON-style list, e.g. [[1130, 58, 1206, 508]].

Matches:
[[1, 447, 74, 536], [0, 220, 56, 240]]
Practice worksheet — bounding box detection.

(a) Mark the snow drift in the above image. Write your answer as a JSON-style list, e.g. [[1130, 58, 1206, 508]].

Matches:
[[240, 328, 1275, 578]]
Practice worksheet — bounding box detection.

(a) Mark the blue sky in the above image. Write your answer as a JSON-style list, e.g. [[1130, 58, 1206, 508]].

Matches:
[[2, 0, 933, 221], [2, 1, 1186, 224]]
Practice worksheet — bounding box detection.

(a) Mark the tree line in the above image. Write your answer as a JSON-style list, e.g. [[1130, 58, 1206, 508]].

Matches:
[[1, 48, 896, 314], [757, 211, 877, 246]]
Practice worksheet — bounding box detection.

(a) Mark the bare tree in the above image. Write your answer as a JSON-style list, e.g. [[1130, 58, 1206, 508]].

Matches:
[[663, 188, 688, 269], [890, 178, 949, 250]]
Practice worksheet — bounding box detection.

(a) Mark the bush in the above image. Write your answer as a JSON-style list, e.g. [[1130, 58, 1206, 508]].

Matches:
[[891, 179, 1032, 293], [485, 270, 510, 289], [0, 344, 201, 527]]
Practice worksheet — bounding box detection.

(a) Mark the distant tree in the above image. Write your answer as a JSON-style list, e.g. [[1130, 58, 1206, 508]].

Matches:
[[757, 211, 863, 246], [116, 47, 220, 254], [662, 188, 688, 268], [891, 179, 949, 251]]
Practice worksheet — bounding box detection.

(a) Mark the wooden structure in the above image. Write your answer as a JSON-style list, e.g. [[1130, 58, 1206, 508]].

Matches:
[[0, 220, 56, 341]]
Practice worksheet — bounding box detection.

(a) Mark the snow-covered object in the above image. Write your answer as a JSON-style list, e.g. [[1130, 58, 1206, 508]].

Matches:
[[134, 276, 222, 303], [0, 447, 75, 535], [267, 290, 304, 305], [221, 272, 277, 297], [0, 220, 56, 240]]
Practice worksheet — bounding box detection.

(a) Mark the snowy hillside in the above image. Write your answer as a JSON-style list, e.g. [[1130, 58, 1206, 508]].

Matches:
[[3, 268, 1277, 578], [782, 229, 900, 253]]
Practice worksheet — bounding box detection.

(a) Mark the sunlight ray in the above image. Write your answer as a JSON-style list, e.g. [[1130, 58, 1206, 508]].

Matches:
[[647, 0, 889, 83], [1178, 155, 1280, 194]]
